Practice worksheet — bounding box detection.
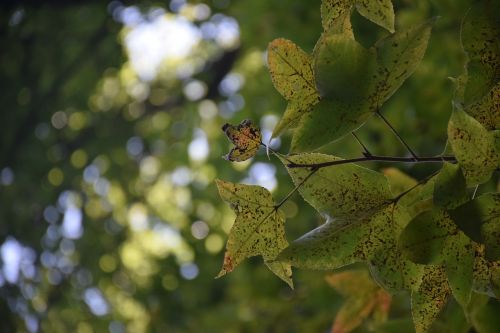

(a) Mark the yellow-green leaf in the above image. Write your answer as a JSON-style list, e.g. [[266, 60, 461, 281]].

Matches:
[[215, 179, 293, 287], [465, 82, 500, 131], [373, 19, 433, 108], [222, 119, 262, 162], [321, 0, 354, 32], [267, 38, 320, 137], [355, 0, 394, 33], [447, 104, 498, 186], [411, 265, 451, 333], [282, 153, 392, 219]]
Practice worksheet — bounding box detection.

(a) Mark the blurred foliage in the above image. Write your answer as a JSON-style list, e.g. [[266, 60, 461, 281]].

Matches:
[[0, 0, 497, 333]]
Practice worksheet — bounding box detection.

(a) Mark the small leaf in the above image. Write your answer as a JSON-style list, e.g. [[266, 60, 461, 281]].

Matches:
[[373, 19, 433, 108], [447, 104, 498, 186], [222, 120, 262, 162], [355, 0, 395, 33], [282, 153, 393, 219], [411, 265, 451, 333], [267, 38, 320, 137], [382, 167, 418, 197], [399, 209, 453, 264], [433, 163, 468, 209], [215, 179, 293, 287]]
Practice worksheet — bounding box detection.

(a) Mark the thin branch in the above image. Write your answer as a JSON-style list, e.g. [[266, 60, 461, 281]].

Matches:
[[351, 132, 372, 157], [376, 110, 419, 160], [392, 169, 440, 203], [275, 168, 318, 209], [287, 155, 457, 169]]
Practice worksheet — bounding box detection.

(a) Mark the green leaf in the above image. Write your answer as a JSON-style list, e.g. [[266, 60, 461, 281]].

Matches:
[[373, 19, 433, 108], [290, 98, 374, 152], [267, 38, 320, 137], [449, 193, 500, 244], [411, 265, 451, 333], [482, 220, 500, 261], [355, 0, 394, 33], [215, 179, 293, 287], [222, 119, 262, 162], [472, 245, 500, 298], [447, 104, 498, 186], [282, 153, 393, 219], [314, 33, 377, 100], [470, 299, 500, 333], [382, 167, 418, 196], [465, 82, 500, 131], [320, 0, 354, 32], [399, 209, 452, 265], [433, 163, 467, 209], [461, 4, 500, 105], [443, 231, 474, 309], [280, 202, 423, 291]]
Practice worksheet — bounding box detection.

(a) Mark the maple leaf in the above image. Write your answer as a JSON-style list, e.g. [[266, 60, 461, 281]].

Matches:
[[222, 119, 262, 162]]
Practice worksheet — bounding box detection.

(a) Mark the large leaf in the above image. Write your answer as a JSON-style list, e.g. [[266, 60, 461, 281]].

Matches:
[[355, 0, 394, 33], [267, 38, 320, 137], [461, 3, 500, 105], [411, 265, 451, 333], [372, 19, 433, 108], [443, 231, 474, 308], [399, 209, 452, 265], [447, 104, 498, 186], [314, 33, 377, 100], [449, 193, 500, 246], [215, 179, 293, 287], [280, 203, 423, 291], [465, 82, 500, 131], [282, 153, 393, 219], [472, 245, 500, 298], [326, 269, 391, 333], [433, 163, 468, 209], [290, 98, 374, 152]]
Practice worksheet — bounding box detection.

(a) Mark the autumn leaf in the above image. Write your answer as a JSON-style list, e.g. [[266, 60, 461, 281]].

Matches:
[[215, 179, 293, 287], [326, 269, 391, 333], [222, 119, 262, 162]]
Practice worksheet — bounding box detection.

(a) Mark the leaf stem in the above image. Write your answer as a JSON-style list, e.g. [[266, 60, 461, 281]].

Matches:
[[376, 110, 419, 160], [351, 132, 372, 157], [275, 168, 318, 209], [287, 155, 457, 169]]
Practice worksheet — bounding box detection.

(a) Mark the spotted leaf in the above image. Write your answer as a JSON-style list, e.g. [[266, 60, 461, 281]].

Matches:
[[215, 179, 293, 287], [222, 119, 262, 162]]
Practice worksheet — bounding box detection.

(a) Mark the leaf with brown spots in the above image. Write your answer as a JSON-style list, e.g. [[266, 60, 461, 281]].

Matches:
[[373, 19, 433, 108], [279, 201, 424, 291], [320, 0, 354, 33], [460, 3, 500, 105], [326, 269, 392, 333], [411, 265, 451, 333], [222, 119, 262, 162], [355, 0, 394, 33], [447, 104, 498, 186], [465, 82, 500, 131], [267, 38, 320, 137], [215, 179, 293, 287], [472, 245, 500, 298], [282, 153, 393, 219]]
